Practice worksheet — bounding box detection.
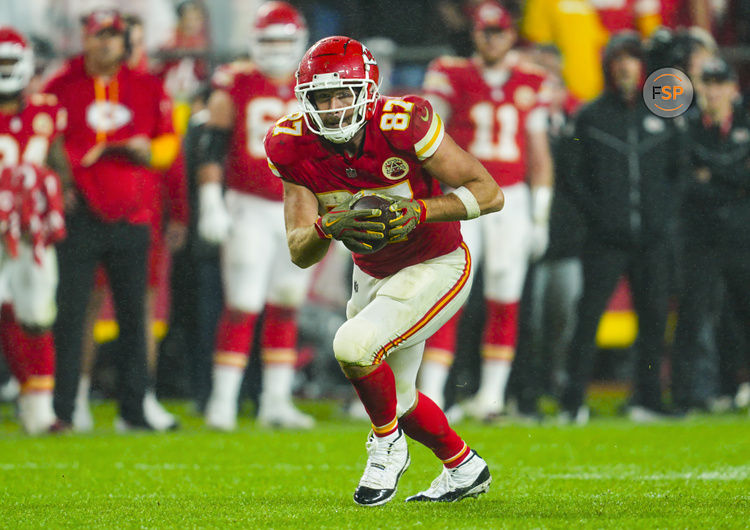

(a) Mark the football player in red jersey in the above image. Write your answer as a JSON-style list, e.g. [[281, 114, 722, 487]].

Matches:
[[0, 26, 70, 434], [419, 0, 554, 418], [266, 36, 503, 505], [198, 2, 315, 431]]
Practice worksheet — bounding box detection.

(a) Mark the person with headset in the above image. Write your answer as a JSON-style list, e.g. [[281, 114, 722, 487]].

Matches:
[[44, 8, 181, 431]]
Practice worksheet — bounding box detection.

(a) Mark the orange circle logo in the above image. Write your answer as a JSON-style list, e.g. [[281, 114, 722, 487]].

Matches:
[[643, 68, 693, 118]]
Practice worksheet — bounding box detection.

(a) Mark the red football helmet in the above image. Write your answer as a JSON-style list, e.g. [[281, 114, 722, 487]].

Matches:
[[295, 36, 380, 144], [250, 1, 308, 78], [0, 26, 34, 95]]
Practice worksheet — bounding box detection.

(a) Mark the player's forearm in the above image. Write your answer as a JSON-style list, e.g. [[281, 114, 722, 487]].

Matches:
[[528, 155, 554, 190], [423, 178, 504, 222], [197, 162, 223, 185], [46, 138, 74, 192], [287, 225, 331, 268]]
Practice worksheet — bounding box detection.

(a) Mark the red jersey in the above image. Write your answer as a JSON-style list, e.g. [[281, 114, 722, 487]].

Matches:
[[265, 95, 462, 279], [0, 94, 67, 168], [0, 97, 67, 257], [43, 56, 175, 224], [0, 163, 65, 261], [423, 55, 549, 187], [590, 0, 660, 33], [212, 62, 299, 201]]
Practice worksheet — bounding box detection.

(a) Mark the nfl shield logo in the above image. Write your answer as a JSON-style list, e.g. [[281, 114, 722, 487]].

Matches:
[[346, 168, 357, 179]]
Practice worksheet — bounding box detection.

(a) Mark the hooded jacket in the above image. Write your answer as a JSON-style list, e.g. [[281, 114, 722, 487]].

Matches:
[[562, 34, 685, 249]]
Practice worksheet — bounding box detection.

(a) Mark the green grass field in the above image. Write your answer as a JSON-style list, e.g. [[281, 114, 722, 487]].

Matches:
[[1, 399, 749, 529]]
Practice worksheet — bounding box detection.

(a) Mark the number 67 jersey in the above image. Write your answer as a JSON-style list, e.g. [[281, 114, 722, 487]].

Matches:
[[265, 94, 462, 279]]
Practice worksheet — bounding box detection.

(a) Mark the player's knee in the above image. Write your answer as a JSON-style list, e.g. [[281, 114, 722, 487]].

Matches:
[[224, 294, 262, 315], [396, 387, 417, 417], [333, 317, 379, 366], [14, 301, 57, 330], [267, 285, 306, 308], [223, 308, 255, 323]]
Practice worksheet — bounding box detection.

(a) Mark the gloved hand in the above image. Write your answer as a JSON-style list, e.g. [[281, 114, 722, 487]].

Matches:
[[314, 191, 387, 244], [387, 198, 426, 241], [198, 182, 231, 244], [529, 222, 549, 261], [529, 186, 552, 261]]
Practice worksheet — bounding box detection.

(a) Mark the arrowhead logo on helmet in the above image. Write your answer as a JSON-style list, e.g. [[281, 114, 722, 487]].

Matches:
[[294, 36, 381, 144]]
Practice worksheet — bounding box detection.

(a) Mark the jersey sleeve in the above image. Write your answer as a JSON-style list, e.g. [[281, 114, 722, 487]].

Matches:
[[383, 95, 445, 161], [263, 114, 302, 183], [527, 74, 553, 133], [211, 63, 236, 91], [27, 94, 68, 140], [152, 77, 175, 137], [422, 57, 462, 111]]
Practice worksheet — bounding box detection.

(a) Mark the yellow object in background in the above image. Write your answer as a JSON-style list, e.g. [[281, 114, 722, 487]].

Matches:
[[522, 0, 609, 102]]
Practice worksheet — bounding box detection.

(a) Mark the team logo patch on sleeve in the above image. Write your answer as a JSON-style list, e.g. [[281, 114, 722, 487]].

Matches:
[[382, 157, 409, 180], [32, 113, 54, 136], [513, 86, 536, 110]]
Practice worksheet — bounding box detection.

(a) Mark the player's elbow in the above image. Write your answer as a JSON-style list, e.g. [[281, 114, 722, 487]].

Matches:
[[290, 252, 316, 269], [288, 239, 324, 269], [483, 186, 504, 215]]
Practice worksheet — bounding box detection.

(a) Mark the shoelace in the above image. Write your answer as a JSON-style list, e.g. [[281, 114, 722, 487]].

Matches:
[[427, 467, 459, 494], [360, 435, 394, 488]]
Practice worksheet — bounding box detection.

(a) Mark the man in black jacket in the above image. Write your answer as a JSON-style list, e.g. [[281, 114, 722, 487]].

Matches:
[[672, 58, 750, 411], [559, 32, 684, 423]]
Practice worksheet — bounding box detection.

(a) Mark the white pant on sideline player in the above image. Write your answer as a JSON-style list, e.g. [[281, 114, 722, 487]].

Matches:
[[205, 191, 314, 431]]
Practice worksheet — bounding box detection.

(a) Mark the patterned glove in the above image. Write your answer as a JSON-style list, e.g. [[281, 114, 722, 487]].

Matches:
[[314, 192, 387, 244], [387, 198, 426, 241]]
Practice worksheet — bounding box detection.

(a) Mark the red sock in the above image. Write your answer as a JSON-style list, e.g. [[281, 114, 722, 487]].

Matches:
[[0, 305, 26, 383], [349, 363, 398, 436], [261, 305, 297, 349], [17, 328, 55, 392], [425, 309, 461, 353], [400, 392, 469, 468], [214, 309, 257, 356], [483, 300, 519, 348]]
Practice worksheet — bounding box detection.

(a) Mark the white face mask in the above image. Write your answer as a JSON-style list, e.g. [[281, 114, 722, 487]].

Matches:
[[295, 75, 379, 144], [250, 26, 308, 79], [0, 43, 33, 95]]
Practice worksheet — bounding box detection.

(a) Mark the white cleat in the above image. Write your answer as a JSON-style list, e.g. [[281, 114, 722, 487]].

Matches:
[[0, 377, 20, 402], [734, 382, 750, 409], [18, 392, 57, 435], [353, 429, 410, 506], [72, 401, 94, 432], [204, 394, 238, 431], [406, 450, 491, 502], [143, 391, 179, 431], [460, 396, 502, 422], [257, 400, 315, 430], [346, 399, 370, 421], [557, 405, 590, 426], [445, 403, 466, 424]]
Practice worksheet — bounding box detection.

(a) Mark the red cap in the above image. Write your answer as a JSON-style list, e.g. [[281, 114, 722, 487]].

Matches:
[[82, 9, 126, 35], [472, 1, 514, 31]]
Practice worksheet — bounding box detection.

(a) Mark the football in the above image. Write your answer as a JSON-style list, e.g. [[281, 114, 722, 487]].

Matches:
[[344, 194, 396, 254]]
